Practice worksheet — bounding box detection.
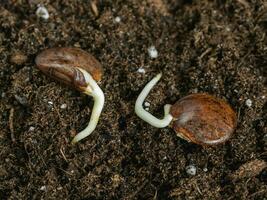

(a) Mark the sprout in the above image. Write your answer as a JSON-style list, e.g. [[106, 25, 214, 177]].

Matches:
[[71, 68, 104, 144], [135, 73, 173, 128], [35, 47, 105, 144], [135, 73, 237, 146]]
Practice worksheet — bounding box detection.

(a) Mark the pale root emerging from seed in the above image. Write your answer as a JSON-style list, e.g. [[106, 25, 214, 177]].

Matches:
[[135, 73, 173, 128], [71, 68, 104, 144]]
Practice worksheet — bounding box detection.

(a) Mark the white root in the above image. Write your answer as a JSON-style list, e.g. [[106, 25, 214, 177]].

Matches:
[[135, 73, 173, 128], [71, 68, 104, 144]]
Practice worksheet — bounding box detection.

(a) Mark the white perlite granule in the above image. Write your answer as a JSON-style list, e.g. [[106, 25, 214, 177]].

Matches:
[[245, 99, 252, 107], [148, 46, 158, 58], [186, 165, 197, 176], [36, 5, 49, 20]]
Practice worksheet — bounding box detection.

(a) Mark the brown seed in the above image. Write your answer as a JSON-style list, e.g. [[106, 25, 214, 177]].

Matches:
[[35, 47, 102, 91], [170, 93, 237, 146]]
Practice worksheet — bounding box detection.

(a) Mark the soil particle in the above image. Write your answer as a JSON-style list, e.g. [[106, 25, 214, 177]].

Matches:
[[9, 51, 28, 65], [230, 159, 267, 181]]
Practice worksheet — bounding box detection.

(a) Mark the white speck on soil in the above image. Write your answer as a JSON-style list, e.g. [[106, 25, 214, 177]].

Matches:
[[36, 5, 49, 20], [114, 16, 121, 23], [29, 126, 35, 132], [60, 103, 67, 109], [226, 26, 231, 32], [40, 186, 47, 191], [148, 46, 158, 58], [186, 165, 197, 176], [137, 67, 146, 74], [245, 99, 252, 107], [144, 102, 150, 107]]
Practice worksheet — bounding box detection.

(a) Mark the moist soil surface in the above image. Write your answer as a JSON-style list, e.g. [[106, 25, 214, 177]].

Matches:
[[0, 0, 267, 199]]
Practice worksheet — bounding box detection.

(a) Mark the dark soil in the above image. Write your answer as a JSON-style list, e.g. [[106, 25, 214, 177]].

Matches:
[[0, 0, 266, 199]]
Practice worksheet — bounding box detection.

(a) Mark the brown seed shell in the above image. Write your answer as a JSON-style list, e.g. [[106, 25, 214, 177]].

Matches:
[[35, 47, 103, 90], [170, 93, 237, 146]]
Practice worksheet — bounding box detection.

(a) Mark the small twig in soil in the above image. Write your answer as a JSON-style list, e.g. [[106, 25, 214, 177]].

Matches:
[[54, 105, 67, 128], [249, 189, 267, 198], [9, 108, 15, 143], [56, 167, 73, 176], [199, 47, 212, 60], [236, 0, 250, 8], [126, 180, 148, 199], [60, 147, 68, 162], [194, 181, 203, 195], [153, 190, 157, 200], [237, 105, 242, 122], [90, 0, 99, 17], [230, 159, 267, 180], [237, 48, 253, 68]]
